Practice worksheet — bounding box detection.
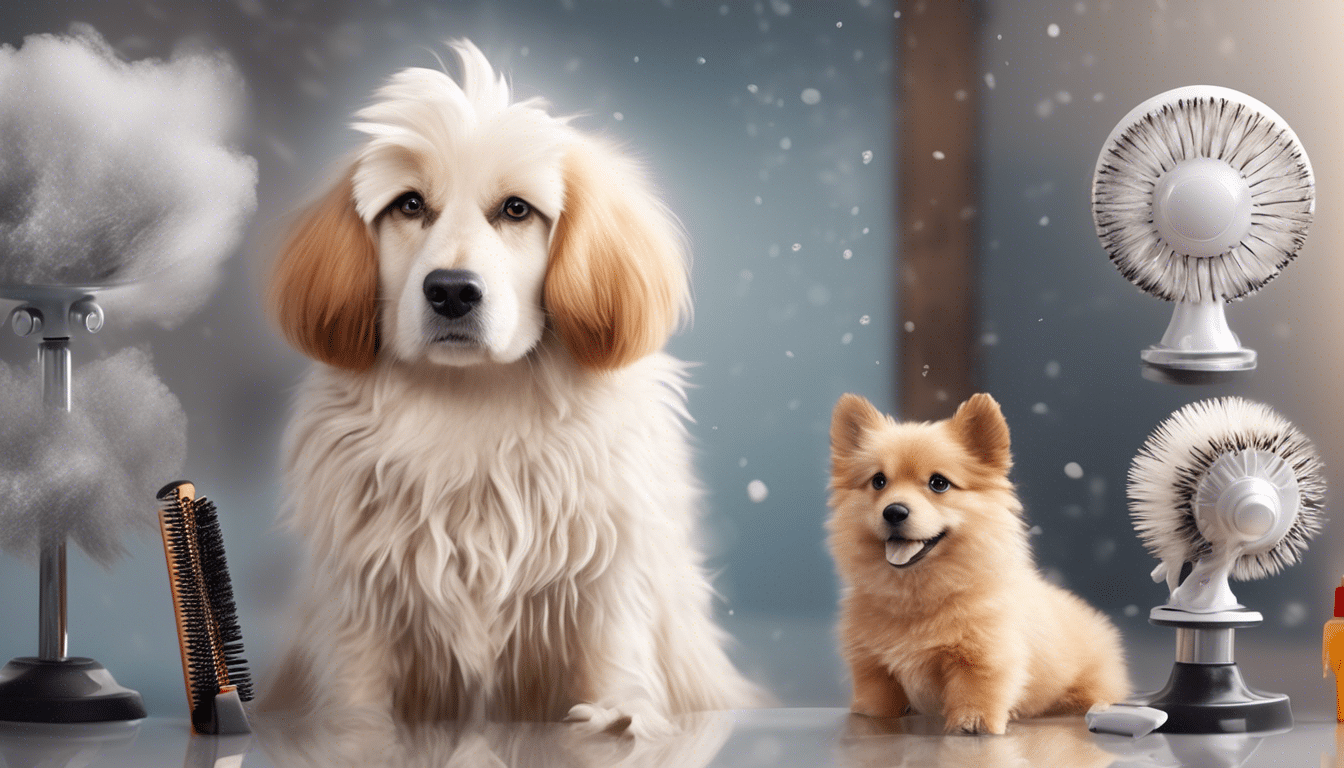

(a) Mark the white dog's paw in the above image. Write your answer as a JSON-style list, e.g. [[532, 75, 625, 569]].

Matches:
[[564, 701, 675, 739]]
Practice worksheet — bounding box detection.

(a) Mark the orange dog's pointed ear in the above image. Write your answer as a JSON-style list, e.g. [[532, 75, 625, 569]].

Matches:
[[544, 141, 690, 371], [831, 393, 884, 459], [951, 393, 1012, 473], [269, 171, 379, 371]]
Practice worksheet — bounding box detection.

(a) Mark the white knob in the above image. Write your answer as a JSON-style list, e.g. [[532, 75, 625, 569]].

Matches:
[[69, 299, 103, 334], [10, 307, 42, 337]]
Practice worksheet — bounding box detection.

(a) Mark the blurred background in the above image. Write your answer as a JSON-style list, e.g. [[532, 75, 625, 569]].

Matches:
[[0, 0, 1337, 721]]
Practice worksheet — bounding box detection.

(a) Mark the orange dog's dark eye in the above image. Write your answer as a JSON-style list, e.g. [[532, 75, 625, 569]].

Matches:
[[394, 192, 424, 217], [929, 474, 951, 493], [502, 196, 531, 221], [871, 473, 886, 490]]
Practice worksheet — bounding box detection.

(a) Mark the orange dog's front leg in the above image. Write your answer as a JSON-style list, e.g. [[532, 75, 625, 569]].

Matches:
[[938, 647, 1020, 735], [846, 649, 909, 719]]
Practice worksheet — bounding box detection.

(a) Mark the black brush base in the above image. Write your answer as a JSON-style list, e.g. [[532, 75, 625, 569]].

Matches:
[[1141, 662, 1291, 734], [0, 657, 146, 723]]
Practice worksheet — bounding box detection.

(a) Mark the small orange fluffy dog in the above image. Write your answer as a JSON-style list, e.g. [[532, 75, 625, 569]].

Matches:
[[826, 392, 1128, 735]]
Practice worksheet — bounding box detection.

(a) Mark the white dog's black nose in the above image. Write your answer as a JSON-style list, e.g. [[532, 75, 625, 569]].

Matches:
[[883, 503, 910, 525], [424, 269, 484, 319]]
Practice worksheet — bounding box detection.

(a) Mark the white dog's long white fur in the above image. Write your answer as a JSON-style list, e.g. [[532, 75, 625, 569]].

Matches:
[[263, 41, 759, 735]]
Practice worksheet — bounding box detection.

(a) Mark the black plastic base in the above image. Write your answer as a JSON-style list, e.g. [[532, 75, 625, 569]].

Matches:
[[1139, 662, 1291, 734], [0, 657, 146, 723]]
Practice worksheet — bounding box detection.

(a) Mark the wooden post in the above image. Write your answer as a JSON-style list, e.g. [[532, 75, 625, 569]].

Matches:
[[897, 0, 980, 420]]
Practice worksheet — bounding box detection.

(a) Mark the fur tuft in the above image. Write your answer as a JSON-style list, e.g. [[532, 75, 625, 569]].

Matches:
[[1093, 87, 1314, 303], [1128, 397, 1325, 582]]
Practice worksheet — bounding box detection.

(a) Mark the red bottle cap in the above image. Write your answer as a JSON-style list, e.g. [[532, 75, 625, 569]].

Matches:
[[1335, 577, 1344, 617]]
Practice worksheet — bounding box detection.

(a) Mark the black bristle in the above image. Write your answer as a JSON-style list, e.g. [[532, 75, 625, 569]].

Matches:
[[158, 485, 255, 734]]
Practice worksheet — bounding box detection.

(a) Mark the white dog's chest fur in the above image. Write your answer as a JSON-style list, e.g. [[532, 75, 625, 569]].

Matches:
[[279, 348, 711, 719]]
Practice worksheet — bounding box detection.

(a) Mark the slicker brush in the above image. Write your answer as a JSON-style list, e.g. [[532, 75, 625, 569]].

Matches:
[[1092, 85, 1314, 383], [157, 481, 252, 735], [1121, 397, 1326, 734]]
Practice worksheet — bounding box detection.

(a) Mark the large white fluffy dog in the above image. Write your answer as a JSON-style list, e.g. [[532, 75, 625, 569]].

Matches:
[[262, 41, 759, 736]]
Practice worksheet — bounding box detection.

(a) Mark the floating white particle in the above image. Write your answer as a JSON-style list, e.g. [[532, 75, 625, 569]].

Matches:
[[836, 21, 842, 28], [791, 242, 801, 251], [850, 206, 859, 216], [1282, 602, 1307, 627], [935, 390, 949, 402], [1047, 23, 1060, 37], [1075, 2, 1087, 13], [842, 249, 853, 259], [1045, 360, 1061, 378], [779, 137, 791, 150], [1064, 462, 1084, 479], [520, 46, 529, 57], [921, 364, 929, 377], [903, 321, 915, 332], [859, 315, 871, 325], [1124, 605, 1140, 617], [932, 150, 946, 160], [747, 83, 758, 94], [697, 56, 706, 64], [801, 88, 821, 105], [954, 89, 968, 101], [981, 332, 998, 346], [613, 112, 623, 121], [720, 4, 730, 14], [1032, 402, 1048, 415], [1093, 92, 1105, 102], [739, 457, 748, 468], [894, 10, 901, 18], [1036, 98, 1054, 118], [633, 55, 640, 63], [1029, 525, 1044, 536], [748, 480, 769, 502], [984, 72, 996, 89], [1039, 215, 1050, 226], [861, 149, 874, 164], [754, 195, 763, 205], [740, 269, 753, 281], [787, 399, 800, 410], [785, 350, 794, 358], [862, 227, 869, 234], [841, 332, 853, 344], [1056, 90, 1071, 104]]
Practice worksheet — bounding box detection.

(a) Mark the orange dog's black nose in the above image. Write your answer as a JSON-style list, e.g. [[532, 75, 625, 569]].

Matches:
[[424, 269, 484, 319], [883, 503, 910, 525]]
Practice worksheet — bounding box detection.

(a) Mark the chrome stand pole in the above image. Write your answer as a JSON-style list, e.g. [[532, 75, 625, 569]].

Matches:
[[38, 338, 70, 662]]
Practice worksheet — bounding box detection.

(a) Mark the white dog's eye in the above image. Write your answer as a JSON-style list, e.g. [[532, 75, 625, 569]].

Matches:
[[501, 196, 531, 221], [393, 192, 424, 217], [928, 474, 951, 494]]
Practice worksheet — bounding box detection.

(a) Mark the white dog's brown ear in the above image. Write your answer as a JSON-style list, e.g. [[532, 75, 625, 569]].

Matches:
[[831, 393, 884, 459], [951, 393, 1012, 472], [270, 172, 379, 371], [545, 142, 690, 371]]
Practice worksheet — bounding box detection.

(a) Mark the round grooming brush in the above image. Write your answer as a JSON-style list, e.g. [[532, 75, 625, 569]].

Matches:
[[1092, 85, 1314, 383], [1123, 397, 1325, 734]]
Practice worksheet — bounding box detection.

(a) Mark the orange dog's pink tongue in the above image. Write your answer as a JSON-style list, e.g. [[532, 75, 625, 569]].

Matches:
[[885, 539, 923, 567]]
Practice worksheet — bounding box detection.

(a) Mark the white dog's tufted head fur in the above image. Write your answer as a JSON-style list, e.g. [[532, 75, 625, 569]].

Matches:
[[271, 40, 690, 372]]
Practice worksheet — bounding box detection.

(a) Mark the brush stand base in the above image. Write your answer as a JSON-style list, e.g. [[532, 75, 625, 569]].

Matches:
[[0, 657, 146, 723], [1141, 348, 1256, 385], [1136, 662, 1291, 734]]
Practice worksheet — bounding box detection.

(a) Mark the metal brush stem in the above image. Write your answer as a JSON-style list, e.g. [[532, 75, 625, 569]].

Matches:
[[38, 338, 70, 661], [1174, 627, 1235, 665]]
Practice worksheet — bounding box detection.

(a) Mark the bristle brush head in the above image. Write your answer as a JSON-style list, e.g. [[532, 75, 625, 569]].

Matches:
[[1093, 85, 1314, 303], [1128, 397, 1325, 582]]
